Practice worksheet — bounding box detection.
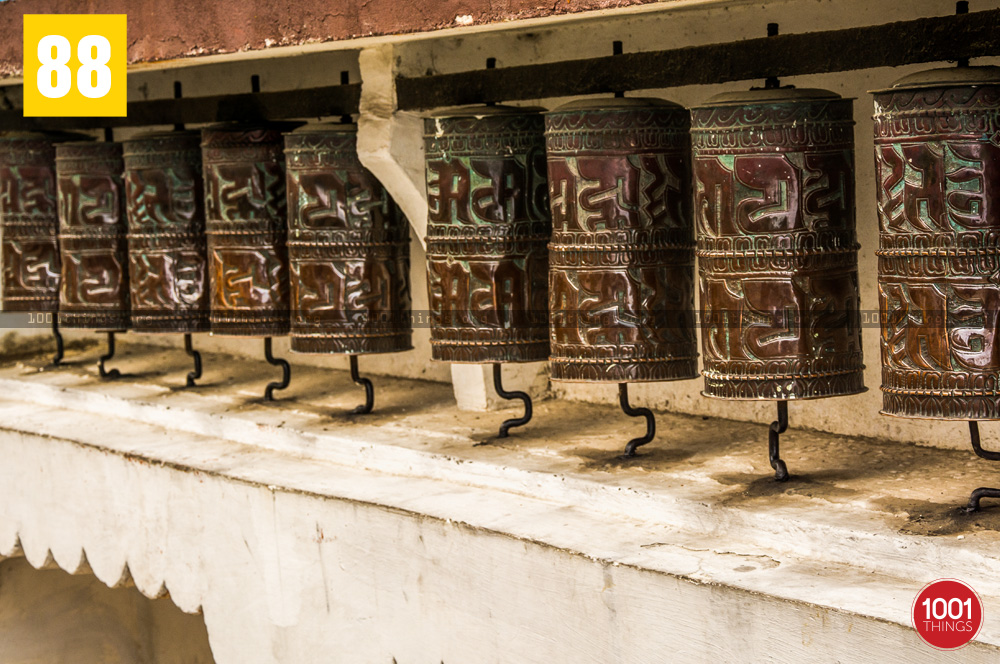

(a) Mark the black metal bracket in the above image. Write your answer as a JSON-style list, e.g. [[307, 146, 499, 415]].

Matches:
[[492, 363, 532, 438], [396, 9, 1000, 110], [184, 333, 202, 388], [339, 71, 354, 123], [349, 355, 374, 415], [51, 319, 64, 367], [965, 421, 1000, 513], [0, 83, 361, 132], [98, 332, 121, 380], [619, 383, 654, 457], [769, 400, 790, 482], [262, 337, 291, 402], [764, 22, 781, 89]]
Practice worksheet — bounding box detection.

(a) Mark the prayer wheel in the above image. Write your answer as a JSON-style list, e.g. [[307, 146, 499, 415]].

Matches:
[[0, 131, 87, 364], [201, 122, 299, 399], [692, 87, 865, 479], [544, 98, 698, 455], [55, 141, 129, 332], [285, 123, 412, 413], [424, 106, 550, 436], [872, 66, 1000, 511], [123, 131, 209, 335], [1, 133, 68, 313], [202, 123, 294, 337]]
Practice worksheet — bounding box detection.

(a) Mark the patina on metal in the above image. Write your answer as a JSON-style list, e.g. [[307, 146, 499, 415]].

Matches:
[[202, 123, 297, 337], [544, 98, 698, 455], [284, 124, 412, 354], [1, 131, 88, 364], [872, 66, 1000, 511], [1, 133, 70, 313], [55, 141, 129, 333], [202, 122, 299, 400], [424, 105, 550, 436], [284, 123, 413, 413], [123, 131, 210, 335], [424, 106, 549, 363], [692, 87, 865, 479]]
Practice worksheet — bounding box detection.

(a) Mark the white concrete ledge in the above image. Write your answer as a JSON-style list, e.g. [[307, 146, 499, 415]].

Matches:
[[1, 345, 1000, 662]]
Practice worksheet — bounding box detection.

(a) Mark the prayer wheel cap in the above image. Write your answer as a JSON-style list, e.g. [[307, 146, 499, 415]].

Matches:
[[201, 121, 304, 133], [55, 140, 122, 158], [427, 104, 545, 119], [288, 122, 358, 134], [694, 87, 842, 107], [549, 97, 684, 113], [876, 65, 1000, 92], [124, 129, 202, 142], [0, 130, 92, 142]]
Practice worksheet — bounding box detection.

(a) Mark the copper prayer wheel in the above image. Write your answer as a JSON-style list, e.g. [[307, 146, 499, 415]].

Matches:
[[424, 106, 549, 437], [0, 132, 82, 314], [874, 67, 1000, 421], [544, 98, 697, 455], [284, 124, 412, 355], [123, 131, 209, 334], [873, 66, 1000, 511], [423, 106, 550, 364], [692, 88, 865, 477], [692, 89, 865, 400], [202, 123, 297, 337], [545, 98, 697, 383], [55, 141, 129, 331]]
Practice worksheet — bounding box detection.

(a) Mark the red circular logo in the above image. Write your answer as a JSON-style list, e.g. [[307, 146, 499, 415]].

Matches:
[[912, 579, 984, 650]]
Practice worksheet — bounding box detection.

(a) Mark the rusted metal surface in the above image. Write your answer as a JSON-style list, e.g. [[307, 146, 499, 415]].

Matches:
[[0, 132, 84, 313], [874, 66, 1000, 420], [423, 106, 549, 363], [123, 131, 210, 334], [396, 9, 1000, 111], [202, 123, 298, 337], [544, 98, 697, 383], [55, 141, 129, 331], [284, 124, 412, 355], [692, 88, 865, 401]]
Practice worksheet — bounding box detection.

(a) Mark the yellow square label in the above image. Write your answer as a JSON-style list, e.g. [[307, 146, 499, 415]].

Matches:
[[23, 14, 127, 117]]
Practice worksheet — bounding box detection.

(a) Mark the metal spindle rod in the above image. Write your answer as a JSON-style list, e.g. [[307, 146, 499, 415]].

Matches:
[[619, 383, 654, 456], [184, 333, 202, 387], [965, 421, 1000, 512], [98, 331, 121, 379], [349, 355, 375, 415], [51, 318, 64, 366], [957, 2, 971, 67], [493, 363, 532, 438], [769, 400, 790, 482], [263, 337, 290, 401], [612, 41, 625, 98]]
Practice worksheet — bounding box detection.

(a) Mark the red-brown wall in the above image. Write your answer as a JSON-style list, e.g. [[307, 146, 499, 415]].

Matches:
[[0, 0, 660, 77]]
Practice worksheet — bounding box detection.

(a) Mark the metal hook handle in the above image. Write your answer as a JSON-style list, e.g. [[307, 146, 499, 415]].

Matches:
[[619, 383, 654, 456], [51, 319, 64, 367], [769, 400, 790, 481], [349, 355, 374, 415], [263, 337, 290, 401], [965, 421, 1000, 512], [493, 363, 532, 438], [184, 333, 202, 387], [98, 332, 121, 379]]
